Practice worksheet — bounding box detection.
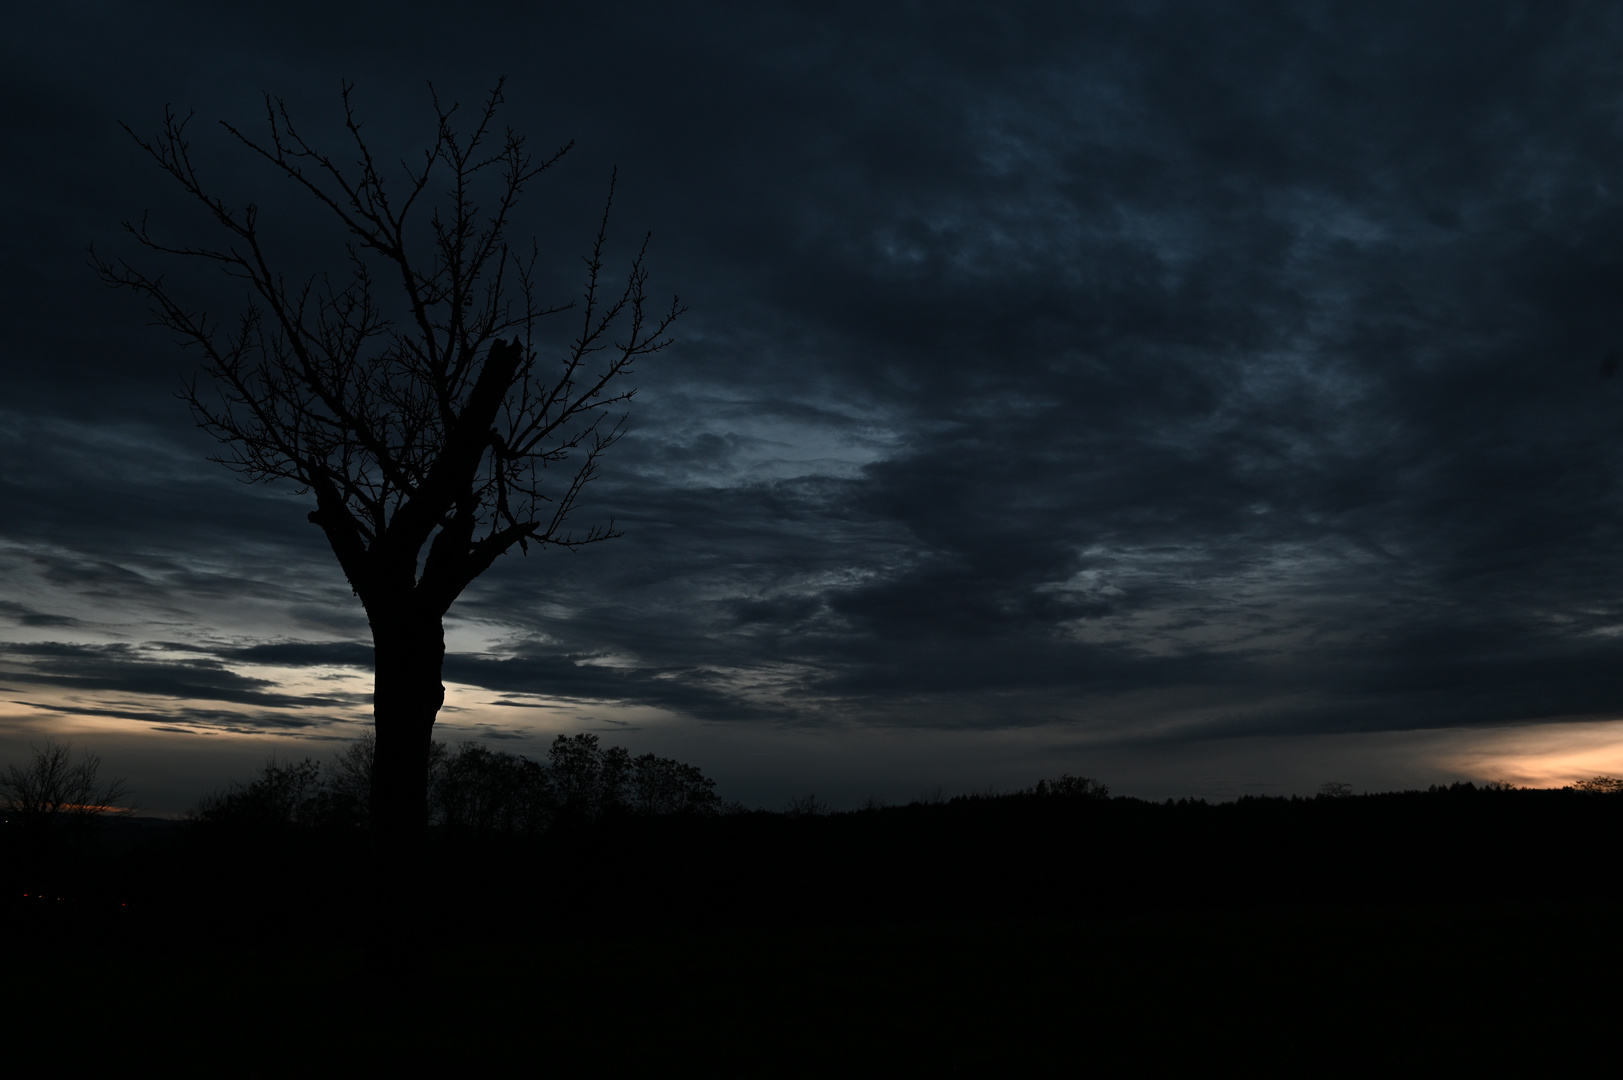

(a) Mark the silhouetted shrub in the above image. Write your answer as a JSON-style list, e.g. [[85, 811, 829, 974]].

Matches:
[[192, 758, 325, 828], [547, 733, 633, 822], [430, 733, 721, 831], [433, 743, 554, 836], [1, 738, 131, 830], [0, 738, 131, 873], [1024, 774, 1110, 799], [629, 752, 721, 816], [785, 793, 830, 817], [308, 734, 375, 828]]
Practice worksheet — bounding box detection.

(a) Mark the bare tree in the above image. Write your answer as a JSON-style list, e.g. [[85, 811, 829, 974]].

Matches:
[[1, 737, 131, 837], [93, 80, 680, 860]]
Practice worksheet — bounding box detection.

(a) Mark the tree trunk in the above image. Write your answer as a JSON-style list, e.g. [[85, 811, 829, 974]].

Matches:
[[365, 604, 445, 971], [369, 605, 446, 857]]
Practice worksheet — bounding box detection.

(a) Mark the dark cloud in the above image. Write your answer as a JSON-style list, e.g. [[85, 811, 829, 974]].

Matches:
[[3, 1, 1623, 796], [0, 642, 361, 710], [221, 641, 375, 669], [15, 699, 332, 733], [442, 652, 778, 723], [0, 601, 80, 628]]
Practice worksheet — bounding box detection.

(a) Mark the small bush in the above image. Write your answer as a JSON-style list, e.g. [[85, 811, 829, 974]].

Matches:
[[785, 793, 829, 817], [1025, 774, 1110, 800]]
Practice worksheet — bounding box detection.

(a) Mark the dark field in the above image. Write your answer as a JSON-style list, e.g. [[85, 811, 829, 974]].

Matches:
[[9, 787, 1622, 1069]]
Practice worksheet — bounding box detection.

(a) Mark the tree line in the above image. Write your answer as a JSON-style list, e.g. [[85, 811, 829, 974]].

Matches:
[[191, 732, 725, 835]]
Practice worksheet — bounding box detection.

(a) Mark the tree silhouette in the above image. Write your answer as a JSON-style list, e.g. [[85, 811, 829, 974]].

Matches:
[[192, 756, 326, 828], [94, 80, 680, 865], [1, 738, 131, 876], [1, 737, 131, 833]]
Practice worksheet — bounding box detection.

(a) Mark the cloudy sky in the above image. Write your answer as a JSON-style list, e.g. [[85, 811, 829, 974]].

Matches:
[[5, 1, 1623, 813]]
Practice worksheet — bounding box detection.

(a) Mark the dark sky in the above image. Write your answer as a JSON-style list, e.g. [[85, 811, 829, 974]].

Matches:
[[5, 1, 1623, 812]]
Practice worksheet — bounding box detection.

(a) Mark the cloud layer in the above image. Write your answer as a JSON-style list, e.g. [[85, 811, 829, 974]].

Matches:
[[5, 2, 1623, 799]]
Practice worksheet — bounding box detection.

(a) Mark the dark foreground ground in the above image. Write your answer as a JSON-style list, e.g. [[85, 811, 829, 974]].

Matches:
[[8, 786, 1623, 1069]]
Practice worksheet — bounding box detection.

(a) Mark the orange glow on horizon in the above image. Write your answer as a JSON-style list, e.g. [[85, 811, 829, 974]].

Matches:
[[1439, 718, 1623, 789]]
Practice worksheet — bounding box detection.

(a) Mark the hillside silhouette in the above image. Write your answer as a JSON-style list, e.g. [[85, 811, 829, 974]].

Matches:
[[8, 745, 1622, 1069], [9, 746, 1623, 929]]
